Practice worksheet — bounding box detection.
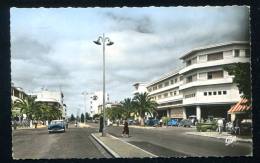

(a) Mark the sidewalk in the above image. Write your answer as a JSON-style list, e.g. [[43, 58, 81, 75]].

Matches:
[[91, 133, 157, 158], [186, 131, 252, 143]]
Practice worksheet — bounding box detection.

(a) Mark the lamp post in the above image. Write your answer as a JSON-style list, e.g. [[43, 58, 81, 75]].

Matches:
[[93, 33, 114, 136]]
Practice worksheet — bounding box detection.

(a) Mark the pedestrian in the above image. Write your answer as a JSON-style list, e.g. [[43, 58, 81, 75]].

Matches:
[[159, 119, 163, 127], [122, 121, 129, 137], [217, 118, 224, 134], [99, 116, 103, 133]]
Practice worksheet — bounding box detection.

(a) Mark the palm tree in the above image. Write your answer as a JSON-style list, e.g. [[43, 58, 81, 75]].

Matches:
[[13, 96, 40, 121], [121, 98, 136, 119], [133, 92, 158, 126]]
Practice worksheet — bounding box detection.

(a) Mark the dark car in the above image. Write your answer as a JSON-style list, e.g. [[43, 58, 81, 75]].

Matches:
[[48, 120, 66, 133], [240, 119, 252, 135], [178, 119, 192, 127], [145, 118, 159, 127]]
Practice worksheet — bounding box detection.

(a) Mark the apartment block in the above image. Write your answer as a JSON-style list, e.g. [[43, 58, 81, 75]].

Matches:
[[136, 41, 250, 120]]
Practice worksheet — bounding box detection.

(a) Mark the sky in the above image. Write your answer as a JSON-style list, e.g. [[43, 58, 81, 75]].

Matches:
[[10, 6, 249, 116]]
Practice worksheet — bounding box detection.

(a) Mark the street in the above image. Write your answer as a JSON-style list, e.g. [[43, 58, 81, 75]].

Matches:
[[106, 125, 252, 157], [12, 124, 111, 159], [12, 123, 252, 159]]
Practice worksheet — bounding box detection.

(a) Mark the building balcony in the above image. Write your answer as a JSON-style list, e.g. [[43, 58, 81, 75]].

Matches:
[[179, 58, 249, 74], [148, 82, 182, 96], [179, 77, 233, 90], [156, 95, 183, 104]]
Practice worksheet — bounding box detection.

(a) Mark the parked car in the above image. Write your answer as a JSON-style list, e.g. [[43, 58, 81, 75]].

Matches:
[[196, 121, 217, 132], [178, 119, 192, 127], [167, 118, 181, 126], [145, 118, 159, 127], [240, 119, 252, 135], [48, 120, 66, 133]]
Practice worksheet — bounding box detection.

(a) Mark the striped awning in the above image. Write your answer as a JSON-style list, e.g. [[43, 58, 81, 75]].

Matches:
[[228, 98, 251, 113]]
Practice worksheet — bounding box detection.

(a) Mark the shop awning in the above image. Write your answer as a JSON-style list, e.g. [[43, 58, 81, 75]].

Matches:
[[228, 98, 251, 114]]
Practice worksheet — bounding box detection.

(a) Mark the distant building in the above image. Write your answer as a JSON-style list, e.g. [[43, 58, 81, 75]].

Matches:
[[88, 91, 109, 117], [11, 82, 29, 119], [35, 89, 66, 119], [135, 41, 250, 120], [133, 82, 148, 95]]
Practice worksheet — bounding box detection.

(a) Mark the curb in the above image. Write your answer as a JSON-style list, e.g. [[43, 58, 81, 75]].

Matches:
[[109, 134, 158, 157], [91, 133, 120, 158], [186, 132, 252, 143]]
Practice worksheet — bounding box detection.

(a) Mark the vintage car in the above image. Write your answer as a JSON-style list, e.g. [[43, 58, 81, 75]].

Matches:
[[178, 119, 193, 127], [48, 120, 66, 133], [167, 118, 181, 126]]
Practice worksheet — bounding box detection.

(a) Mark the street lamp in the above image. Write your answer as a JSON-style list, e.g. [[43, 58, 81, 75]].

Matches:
[[93, 33, 114, 136]]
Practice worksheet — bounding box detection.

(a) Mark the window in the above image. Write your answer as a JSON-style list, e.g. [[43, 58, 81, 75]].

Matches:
[[158, 84, 163, 89], [186, 60, 191, 66], [234, 49, 240, 57], [153, 86, 157, 91], [174, 91, 177, 96], [204, 92, 207, 96], [158, 95, 162, 99], [223, 91, 227, 95], [207, 52, 223, 61], [175, 78, 178, 83], [245, 49, 250, 58], [170, 80, 174, 84], [208, 92, 212, 96], [180, 76, 183, 81], [170, 92, 173, 96], [187, 76, 193, 83], [164, 81, 169, 87], [218, 91, 222, 95], [184, 93, 196, 98], [164, 93, 168, 98], [148, 88, 152, 92], [213, 91, 217, 95], [207, 70, 223, 79]]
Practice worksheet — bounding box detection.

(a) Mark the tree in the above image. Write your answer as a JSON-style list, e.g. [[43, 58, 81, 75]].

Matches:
[[133, 92, 158, 126], [223, 62, 251, 103], [13, 96, 41, 121], [106, 106, 124, 123], [81, 113, 85, 123], [70, 114, 75, 121], [85, 112, 90, 120], [93, 114, 100, 120], [121, 98, 136, 119]]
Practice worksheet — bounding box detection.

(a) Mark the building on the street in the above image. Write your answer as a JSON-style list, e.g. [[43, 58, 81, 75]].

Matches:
[[135, 41, 250, 120], [228, 98, 252, 122], [11, 82, 29, 120], [98, 102, 122, 125], [88, 91, 109, 117], [133, 82, 148, 95], [35, 89, 66, 119]]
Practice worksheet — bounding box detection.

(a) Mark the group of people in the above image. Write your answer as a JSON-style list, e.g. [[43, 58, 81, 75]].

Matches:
[[217, 118, 241, 134]]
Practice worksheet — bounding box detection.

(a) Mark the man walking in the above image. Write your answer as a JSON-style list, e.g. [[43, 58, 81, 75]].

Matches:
[[217, 118, 224, 134]]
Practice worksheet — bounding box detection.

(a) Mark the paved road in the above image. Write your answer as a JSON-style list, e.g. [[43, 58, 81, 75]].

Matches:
[[106, 125, 252, 157], [12, 124, 111, 159]]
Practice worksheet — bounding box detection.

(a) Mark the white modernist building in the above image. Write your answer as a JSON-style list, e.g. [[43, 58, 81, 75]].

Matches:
[[35, 89, 66, 119], [136, 41, 250, 121], [87, 91, 109, 117]]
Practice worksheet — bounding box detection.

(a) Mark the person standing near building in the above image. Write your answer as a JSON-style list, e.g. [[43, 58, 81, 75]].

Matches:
[[217, 118, 224, 134]]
